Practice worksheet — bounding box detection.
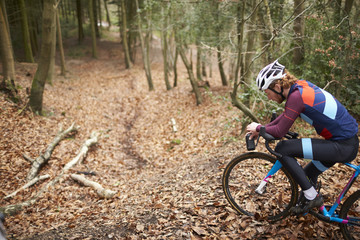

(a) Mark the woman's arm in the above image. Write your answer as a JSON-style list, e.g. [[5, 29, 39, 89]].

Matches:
[[255, 89, 304, 138]]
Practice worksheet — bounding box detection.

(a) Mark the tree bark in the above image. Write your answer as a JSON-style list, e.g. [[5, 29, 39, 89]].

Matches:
[[120, 0, 132, 69], [344, 0, 354, 16], [177, 44, 203, 105], [76, 0, 84, 43], [173, 47, 178, 87], [104, 0, 111, 29], [231, 1, 259, 122], [89, 0, 98, 58], [29, 0, 57, 113], [135, 0, 154, 91], [161, 5, 171, 90], [0, 1, 18, 101], [56, 10, 66, 76], [19, 0, 34, 63], [244, 0, 258, 85]]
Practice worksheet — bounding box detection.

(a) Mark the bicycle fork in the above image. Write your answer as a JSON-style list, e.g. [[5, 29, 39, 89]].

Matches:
[[255, 160, 283, 195]]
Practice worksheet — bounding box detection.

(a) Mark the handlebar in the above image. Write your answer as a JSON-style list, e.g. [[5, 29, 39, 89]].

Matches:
[[258, 126, 298, 159], [245, 112, 298, 158]]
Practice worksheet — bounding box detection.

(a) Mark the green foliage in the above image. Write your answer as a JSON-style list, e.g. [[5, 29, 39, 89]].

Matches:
[[239, 83, 284, 123], [296, 11, 360, 115]]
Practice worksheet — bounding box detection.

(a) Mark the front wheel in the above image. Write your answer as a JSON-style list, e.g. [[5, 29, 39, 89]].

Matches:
[[340, 190, 360, 240], [222, 152, 298, 222]]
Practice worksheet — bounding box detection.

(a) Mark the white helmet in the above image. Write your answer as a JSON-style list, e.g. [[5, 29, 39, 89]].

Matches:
[[256, 60, 286, 91]]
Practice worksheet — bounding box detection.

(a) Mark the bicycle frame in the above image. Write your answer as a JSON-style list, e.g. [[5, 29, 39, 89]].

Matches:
[[257, 159, 360, 225], [320, 162, 360, 224]]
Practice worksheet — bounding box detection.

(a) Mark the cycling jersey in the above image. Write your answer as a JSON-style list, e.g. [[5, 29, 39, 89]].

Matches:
[[259, 80, 358, 140], [289, 80, 358, 140]]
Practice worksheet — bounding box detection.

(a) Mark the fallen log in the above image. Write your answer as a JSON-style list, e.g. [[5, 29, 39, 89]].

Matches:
[[4, 174, 50, 199], [71, 174, 117, 199], [26, 123, 79, 181]]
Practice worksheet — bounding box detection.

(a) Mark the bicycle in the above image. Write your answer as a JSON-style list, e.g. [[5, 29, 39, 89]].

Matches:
[[222, 125, 360, 239]]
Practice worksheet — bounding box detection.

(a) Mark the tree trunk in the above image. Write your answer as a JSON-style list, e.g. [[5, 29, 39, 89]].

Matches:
[[244, 0, 258, 85], [231, 1, 259, 122], [217, 47, 227, 86], [89, 0, 98, 58], [0, 1, 18, 101], [135, 0, 154, 91], [76, 0, 84, 43], [19, 0, 34, 63], [213, 1, 227, 86], [47, 11, 57, 85], [196, 39, 203, 82], [344, 0, 354, 16], [120, 0, 132, 69], [104, 0, 111, 29], [333, 0, 342, 24], [161, 5, 171, 90], [56, 10, 66, 76], [29, 0, 57, 114], [173, 47, 178, 87], [293, 0, 305, 67], [177, 44, 202, 105]]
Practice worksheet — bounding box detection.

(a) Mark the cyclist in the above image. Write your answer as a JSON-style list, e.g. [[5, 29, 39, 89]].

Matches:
[[246, 60, 359, 214]]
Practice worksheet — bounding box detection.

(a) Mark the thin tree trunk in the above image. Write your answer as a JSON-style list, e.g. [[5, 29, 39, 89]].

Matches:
[[177, 44, 202, 105], [29, 0, 57, 114], [135, 0, 154, 91], [76, 0, 84, 43], [19, 0, 34, 63], [173, 47, 178, 87], [231, 1, 259, 122], [46, 11, 57, 85], [121, 0, 132, 68], [217, 47, 227, 86], [89, 0, 97, 58], [56, 10, 66, 76], [244, 0, 258, 84], [93, 0, 100, 38], [196, 39, 203, 82], [104, 0, 111, 29], [161, 5, 171, 90]]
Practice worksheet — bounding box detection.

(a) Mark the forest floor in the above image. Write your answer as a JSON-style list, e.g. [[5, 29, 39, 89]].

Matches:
[[1, 32, 359, 240]]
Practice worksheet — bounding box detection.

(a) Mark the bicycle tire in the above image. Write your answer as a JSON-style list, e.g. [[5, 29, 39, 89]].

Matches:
[[339, 190, 360, 240], [222, 152, 298, 222]]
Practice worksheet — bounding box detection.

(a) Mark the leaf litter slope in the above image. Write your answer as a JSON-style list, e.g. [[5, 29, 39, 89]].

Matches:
[[1, 36, 358, 239]]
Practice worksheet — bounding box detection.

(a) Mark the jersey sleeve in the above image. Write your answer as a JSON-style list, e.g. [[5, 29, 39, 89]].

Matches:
[[262, 89, 304, 138]]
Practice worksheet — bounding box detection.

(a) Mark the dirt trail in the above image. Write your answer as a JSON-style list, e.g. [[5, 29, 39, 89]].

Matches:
[[0, 36, 349, 239]]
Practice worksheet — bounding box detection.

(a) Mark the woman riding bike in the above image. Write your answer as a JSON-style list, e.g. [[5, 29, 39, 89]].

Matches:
[[246, 60, 359, 215]]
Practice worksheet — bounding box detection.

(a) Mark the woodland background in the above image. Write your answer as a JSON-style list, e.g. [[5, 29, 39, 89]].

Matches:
[[0, 0, 359, 239]]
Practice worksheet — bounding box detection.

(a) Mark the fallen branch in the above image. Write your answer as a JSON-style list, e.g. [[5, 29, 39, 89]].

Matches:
[[170, 118, 178, 132], [4, 174, 50, 200], [71, 174, 117, 199], [63, 131, 99, 171], [1, 131, 99, 216], [26, 123, 79, 181]]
